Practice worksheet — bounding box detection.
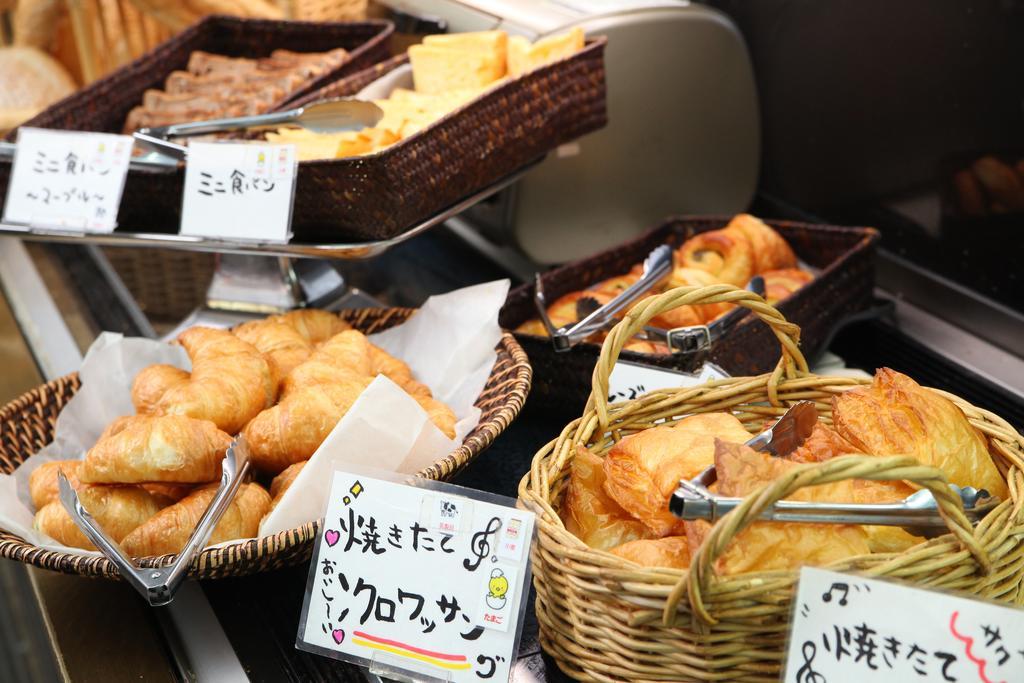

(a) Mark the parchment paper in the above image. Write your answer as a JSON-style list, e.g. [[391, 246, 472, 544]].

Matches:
[[0, 280, 510, 555]]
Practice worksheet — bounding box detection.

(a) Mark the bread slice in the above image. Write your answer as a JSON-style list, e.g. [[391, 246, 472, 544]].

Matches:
[[408, 43, 505, 94], [508, 27, 585, 77], [422, 30, 507, 66]]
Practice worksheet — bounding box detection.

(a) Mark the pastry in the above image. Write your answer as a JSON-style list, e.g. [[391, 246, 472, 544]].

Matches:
[[79, 415, 231, 485], [602, 413, 752, 536], [762, 268, 814, 305], [0, 47, 77, 133], [142, 483, 195, 503], [133, 326, 273, 434], [233, 319, 313, 394], [832, 368, 1008, 499], [12, 0, 63, 49], [685, 440, 871, 574], [269, 309, 350, 346], [560, 447, 653, 550], [972, 156, 1024, 212], [34, 485, 166, 551], [675, 227, 756, 287], [121, 482, 271, 557], [654, 266, 729, 327], [269, 460, 305, 508], [29, 460, 82, 510], [725, 214, 797, 272], [609, 536, 690, 569], [122, 0, 282, 33]]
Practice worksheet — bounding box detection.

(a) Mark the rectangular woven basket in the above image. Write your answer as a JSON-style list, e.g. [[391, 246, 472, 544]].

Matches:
[[500, 215, 880, 414]]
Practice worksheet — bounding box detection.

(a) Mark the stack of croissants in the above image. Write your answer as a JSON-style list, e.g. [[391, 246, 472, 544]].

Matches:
[[561, 368, 1008, 572], [518, 214, 814, 353], [30, 310, 456, 555]]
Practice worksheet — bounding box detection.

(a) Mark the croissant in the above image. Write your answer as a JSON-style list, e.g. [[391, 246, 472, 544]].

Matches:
[[725, 214, 797, 272], [233, 319, 312, 393], [685, 440, 871, 574], [655, 266, 731, 327], [34, 485, 166, 550], [762, 268, 814, 305], [79, 415, 231, 485], [603, 412, 752, 536], [133, 327, 274, 434], [269, 460, 306, 508], [29, 460, 82, 510], [676, 228, 755, 287], [244, 377, 372, 473], [142, 483, 195, 503], [131, 365, 189, 415], [609, 536, 690, 569], [560, 447, 653, 550], [120, 482, 270, 557], [832, 368, 1008, 500], [269, 309, 350, 346]]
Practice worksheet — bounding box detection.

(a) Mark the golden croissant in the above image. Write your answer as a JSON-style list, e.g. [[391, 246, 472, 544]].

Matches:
[[79, 415, 231, 485], [233, 319, 312, 394], [560, 447, 652, 550], [602, 412, 752, 536], [724, 214, 797, 273], [832, 368, 1008, 500], [29, 460, 82, 510], [34, 485, 167, 550], [269, 460, 306, 509], [609, 536, 690, 569], [269, 309, 350, 346], [132, 326, 273, 434], [120, 482, 270, 557]]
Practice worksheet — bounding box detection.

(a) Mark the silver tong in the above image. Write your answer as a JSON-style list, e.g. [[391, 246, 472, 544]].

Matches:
[[57, 437, 252, 606], [533, 242, 766, 355], [669, 401, 999, 538]]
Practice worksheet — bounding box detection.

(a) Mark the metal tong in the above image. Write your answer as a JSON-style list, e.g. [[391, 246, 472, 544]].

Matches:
[[669, 402, 999, 537], [57, 437, 252, 606]]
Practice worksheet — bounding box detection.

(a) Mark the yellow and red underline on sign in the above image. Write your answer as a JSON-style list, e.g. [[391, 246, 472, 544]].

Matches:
[[352, 631, 472, 671]]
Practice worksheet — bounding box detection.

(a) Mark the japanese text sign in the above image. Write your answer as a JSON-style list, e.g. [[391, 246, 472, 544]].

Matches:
[[785, 567, 1024, 683], [607, 361, 728, 404], [180, 141, 296, 243], [2, 128, 133, 233], [297, 471, 536, 683]]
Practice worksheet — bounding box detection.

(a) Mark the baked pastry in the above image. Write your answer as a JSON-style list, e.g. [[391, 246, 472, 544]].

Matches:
[[142, 483, 195, 503], [609, 536, 690, 569], [122, 0, 282, 34], [269, 461, 306, 509], [233, 319, 313, 394], [654, 266, 729, 327], [121, 482, 270, 557], [685, 440, 871, 574], [132, 326, 273, 434], [12, 0, 63, 49], [972, 156, 1024, 212], [34, 485, 166, 551], [79, 415, 231, 485], [560, 447, 653, 550], [0, 47, 77, 133], [29, 460, 82, 510], [269, 309, 350, 346], [675, 227, 756, 287], [762, 268, 814, 305], [603, 413, 752, 536], [725, 214, 797, 272], [832, 368, 1008, 500]]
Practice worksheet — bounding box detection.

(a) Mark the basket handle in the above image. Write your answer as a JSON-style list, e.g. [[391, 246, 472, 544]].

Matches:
[[665, 454, 993, 627], [586, 284, 808, 428]]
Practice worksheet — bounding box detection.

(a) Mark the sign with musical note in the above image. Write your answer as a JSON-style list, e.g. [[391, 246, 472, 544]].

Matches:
[[179, 141, 296, 243], [2, 127, 133, 233], [296, 471, 535, 683], [785, 567, 1024, 683]]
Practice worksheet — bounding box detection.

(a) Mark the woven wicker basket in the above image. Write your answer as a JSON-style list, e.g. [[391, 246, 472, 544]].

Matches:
[[0, 307, 531, 580], [518, 284, 1024, 682]]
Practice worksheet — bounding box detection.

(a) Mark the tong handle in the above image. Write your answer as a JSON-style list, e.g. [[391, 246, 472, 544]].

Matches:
[[140, 108, 300, 139]]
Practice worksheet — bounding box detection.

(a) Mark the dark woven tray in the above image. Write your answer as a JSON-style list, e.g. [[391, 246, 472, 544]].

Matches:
[[500, 215, 879, 414], [0, 308, 532, 580], [0, 16, 393, 233]]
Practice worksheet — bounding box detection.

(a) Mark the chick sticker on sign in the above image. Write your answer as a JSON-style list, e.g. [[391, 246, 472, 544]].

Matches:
[[297, 471, 535, 683]]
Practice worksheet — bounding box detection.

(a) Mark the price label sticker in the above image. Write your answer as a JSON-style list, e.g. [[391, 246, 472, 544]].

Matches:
[[785, 567, 1024, 683], [2, 127, 133, 233], [298, 471, 535, 683], [607, 360, 728, 404], [180, 141, 296, 243]]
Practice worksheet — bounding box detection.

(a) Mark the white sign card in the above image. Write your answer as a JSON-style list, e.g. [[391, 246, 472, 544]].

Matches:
[[785, 567, 1024, 683], [607, 360, 729, 404], [2, 127, 133, 233], [297, 470, 536, 683], [179, 141, 297, 243]]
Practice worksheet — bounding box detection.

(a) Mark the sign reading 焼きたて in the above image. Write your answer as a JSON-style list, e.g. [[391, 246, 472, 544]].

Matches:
[[296, 471, 535, 683]]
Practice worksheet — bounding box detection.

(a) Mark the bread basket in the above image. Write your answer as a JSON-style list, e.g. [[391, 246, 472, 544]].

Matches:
[[518, 284, 1024, 682], [0, 307, 531, 580]]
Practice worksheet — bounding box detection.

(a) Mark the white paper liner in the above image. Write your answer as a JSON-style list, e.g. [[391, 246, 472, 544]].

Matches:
[[0, 280, 510, 557]]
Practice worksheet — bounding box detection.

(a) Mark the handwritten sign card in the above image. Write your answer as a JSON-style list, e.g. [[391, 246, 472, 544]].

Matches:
[[2, 128, 133, 232], [785, 567, 1024, 683], [180, 141, 296, 243], [297, 471, 535, 683], [607, 360, 728, 404]]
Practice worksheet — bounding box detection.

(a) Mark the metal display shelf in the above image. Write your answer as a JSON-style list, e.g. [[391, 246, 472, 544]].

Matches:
[[0, 159, 540, 260]]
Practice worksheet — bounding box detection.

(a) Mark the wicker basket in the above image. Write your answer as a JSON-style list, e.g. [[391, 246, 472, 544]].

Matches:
[[0, 307, 532, 580], [518, 284, 1024, 682], [101, 247, 215, 323]]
